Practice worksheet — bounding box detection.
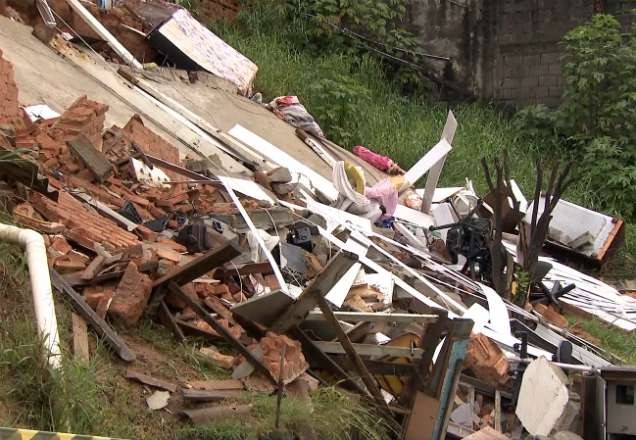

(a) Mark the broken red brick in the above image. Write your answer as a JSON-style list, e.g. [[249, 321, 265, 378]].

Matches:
[[47, 235, 73, 257], [49, 95, 108, 150], [123, 114, 180, 168], [257, 332, 309, 385], [109, 261, 152, 327], [462, 333, 509, 387], [12, 202, 65, 234], [534, 303, 569, 328], [53, 250, 89, 273], [29, 190, 139, 251], [0, 50, 20, 127]]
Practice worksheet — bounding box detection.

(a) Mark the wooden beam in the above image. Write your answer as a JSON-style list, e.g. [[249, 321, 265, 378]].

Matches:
[[71, 313, 89, 363], [158, 300, 185, 341], [270, 251, 358, 333], [167, 282, 277, 386], [50, 269, 135, 362], [314, 293, 401, 432], [153, 242, 241, 288], [292, 327, 367, 396]]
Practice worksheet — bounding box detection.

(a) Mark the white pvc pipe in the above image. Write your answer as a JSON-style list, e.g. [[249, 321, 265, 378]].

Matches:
[[0, 223, 61, 370]]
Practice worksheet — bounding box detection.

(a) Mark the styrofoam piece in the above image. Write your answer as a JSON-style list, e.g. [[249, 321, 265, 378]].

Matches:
[[23, 104, 60, 121], [131, 157, 170, 187]]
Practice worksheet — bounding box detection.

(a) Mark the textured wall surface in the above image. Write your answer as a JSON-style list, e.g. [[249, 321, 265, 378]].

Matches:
[[407, 0, 633, 106]]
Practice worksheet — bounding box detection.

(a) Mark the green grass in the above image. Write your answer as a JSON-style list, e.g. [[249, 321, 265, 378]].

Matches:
[[568, 315, 636, 365], [178, 387, 389, 440], [0, 242, 385, 440]]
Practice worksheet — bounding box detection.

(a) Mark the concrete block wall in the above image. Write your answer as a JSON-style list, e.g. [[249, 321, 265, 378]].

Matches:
[[407, 0, 633, 106], [488, 0, 597, 106]]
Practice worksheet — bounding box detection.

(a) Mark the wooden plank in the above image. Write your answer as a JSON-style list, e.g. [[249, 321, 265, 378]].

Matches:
[[71, 313, 89, 363], [168, 282, 277, 386], [421, 111, 457, 213], [270, 252, 358, 333], [182, 388, 246, 402], [126, 369, 177, 392], [292, 327, 367, 396], [153, 242, 241, 288], [80, 255, 105, 281], [159, 300, 185, 341], [403, 138, 452, 187], [314, 293, 389, 412], [50, 269, 135, 362], [67, 135, 113, 182], [187, 379, 243, 391]]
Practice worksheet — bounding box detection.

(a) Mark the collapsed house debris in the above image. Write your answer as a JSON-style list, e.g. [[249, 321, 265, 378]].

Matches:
[[0, 2, 634, 440]]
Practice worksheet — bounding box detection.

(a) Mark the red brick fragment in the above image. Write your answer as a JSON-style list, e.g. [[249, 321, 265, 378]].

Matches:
[[0, 50, 20, 127], [49, 95, 108, 150], [257, 332, 309, 385], [109, 262, 152, 327]]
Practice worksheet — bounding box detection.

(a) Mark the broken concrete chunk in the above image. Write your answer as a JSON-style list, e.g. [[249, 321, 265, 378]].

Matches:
[[515, 357, 570, 437], [146, 390, 170, 411], [271, 182, 296, 196], [463, 333, 509, 387], [267, 166, 292, 183], [109, 261, 152, 326]]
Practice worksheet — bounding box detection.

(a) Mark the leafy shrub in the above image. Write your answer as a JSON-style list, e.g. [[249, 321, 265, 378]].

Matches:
[[286, 0, 426, 88], [515, 14, 636, 220], [308, 74, 372, 145]]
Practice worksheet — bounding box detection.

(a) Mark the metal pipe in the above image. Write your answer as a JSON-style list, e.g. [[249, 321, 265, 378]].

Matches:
[[0, 223, 61, 369]]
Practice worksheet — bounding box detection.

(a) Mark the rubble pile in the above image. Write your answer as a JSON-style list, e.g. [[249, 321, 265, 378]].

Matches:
[[0, 2, 634, 440]]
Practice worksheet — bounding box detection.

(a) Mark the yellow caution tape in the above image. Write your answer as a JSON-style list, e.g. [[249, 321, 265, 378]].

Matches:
[[0, 427, 129, 440]]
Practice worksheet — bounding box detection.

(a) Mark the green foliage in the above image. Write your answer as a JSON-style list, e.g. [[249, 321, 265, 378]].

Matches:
[[308, 74, 372, 144], [560, 14, 636, 143], [285, 0, 425, 89], [176, 387, 388, 440], [515, 14, 636, 220], [288, 0, 416, 50], [567, 316, 636, 365]]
